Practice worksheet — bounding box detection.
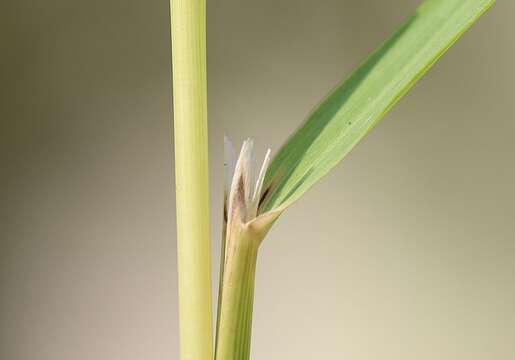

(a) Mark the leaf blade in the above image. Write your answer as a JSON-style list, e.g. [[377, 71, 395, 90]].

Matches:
[[262, 0, 495, 212]]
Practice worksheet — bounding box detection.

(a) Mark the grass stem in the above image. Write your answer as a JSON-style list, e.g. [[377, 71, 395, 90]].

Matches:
[[170, 1, 212, 359]]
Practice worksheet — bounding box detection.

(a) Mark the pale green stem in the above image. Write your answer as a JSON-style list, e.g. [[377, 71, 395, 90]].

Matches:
[[215, 226, 259, 360], [170, 1, 213, 360]]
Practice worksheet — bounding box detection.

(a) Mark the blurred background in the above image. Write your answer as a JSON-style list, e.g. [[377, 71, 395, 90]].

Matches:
[[2, 0, 514, 359]]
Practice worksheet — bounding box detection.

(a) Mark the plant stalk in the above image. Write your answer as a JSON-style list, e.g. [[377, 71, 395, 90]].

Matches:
[[170, 1, 212, 360], [215, 224, 260, 360]]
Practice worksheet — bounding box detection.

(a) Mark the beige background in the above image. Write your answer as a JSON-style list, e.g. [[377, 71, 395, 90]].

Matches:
[[2, 0, 514, 359]]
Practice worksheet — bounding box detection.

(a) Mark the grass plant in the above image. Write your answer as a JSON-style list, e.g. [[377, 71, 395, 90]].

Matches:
[[170, 1, 495, 359]]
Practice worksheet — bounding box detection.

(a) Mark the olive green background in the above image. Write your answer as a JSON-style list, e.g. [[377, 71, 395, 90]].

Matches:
[[2, 0, 514, 359]]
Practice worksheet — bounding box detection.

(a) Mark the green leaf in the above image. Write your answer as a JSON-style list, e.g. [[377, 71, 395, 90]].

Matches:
[[261, 0, 494, 212]]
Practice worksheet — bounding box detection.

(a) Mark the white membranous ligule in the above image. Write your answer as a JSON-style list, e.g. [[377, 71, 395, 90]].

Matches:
[[223, 135, 237, 199], [224, 137, 271, 226]]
